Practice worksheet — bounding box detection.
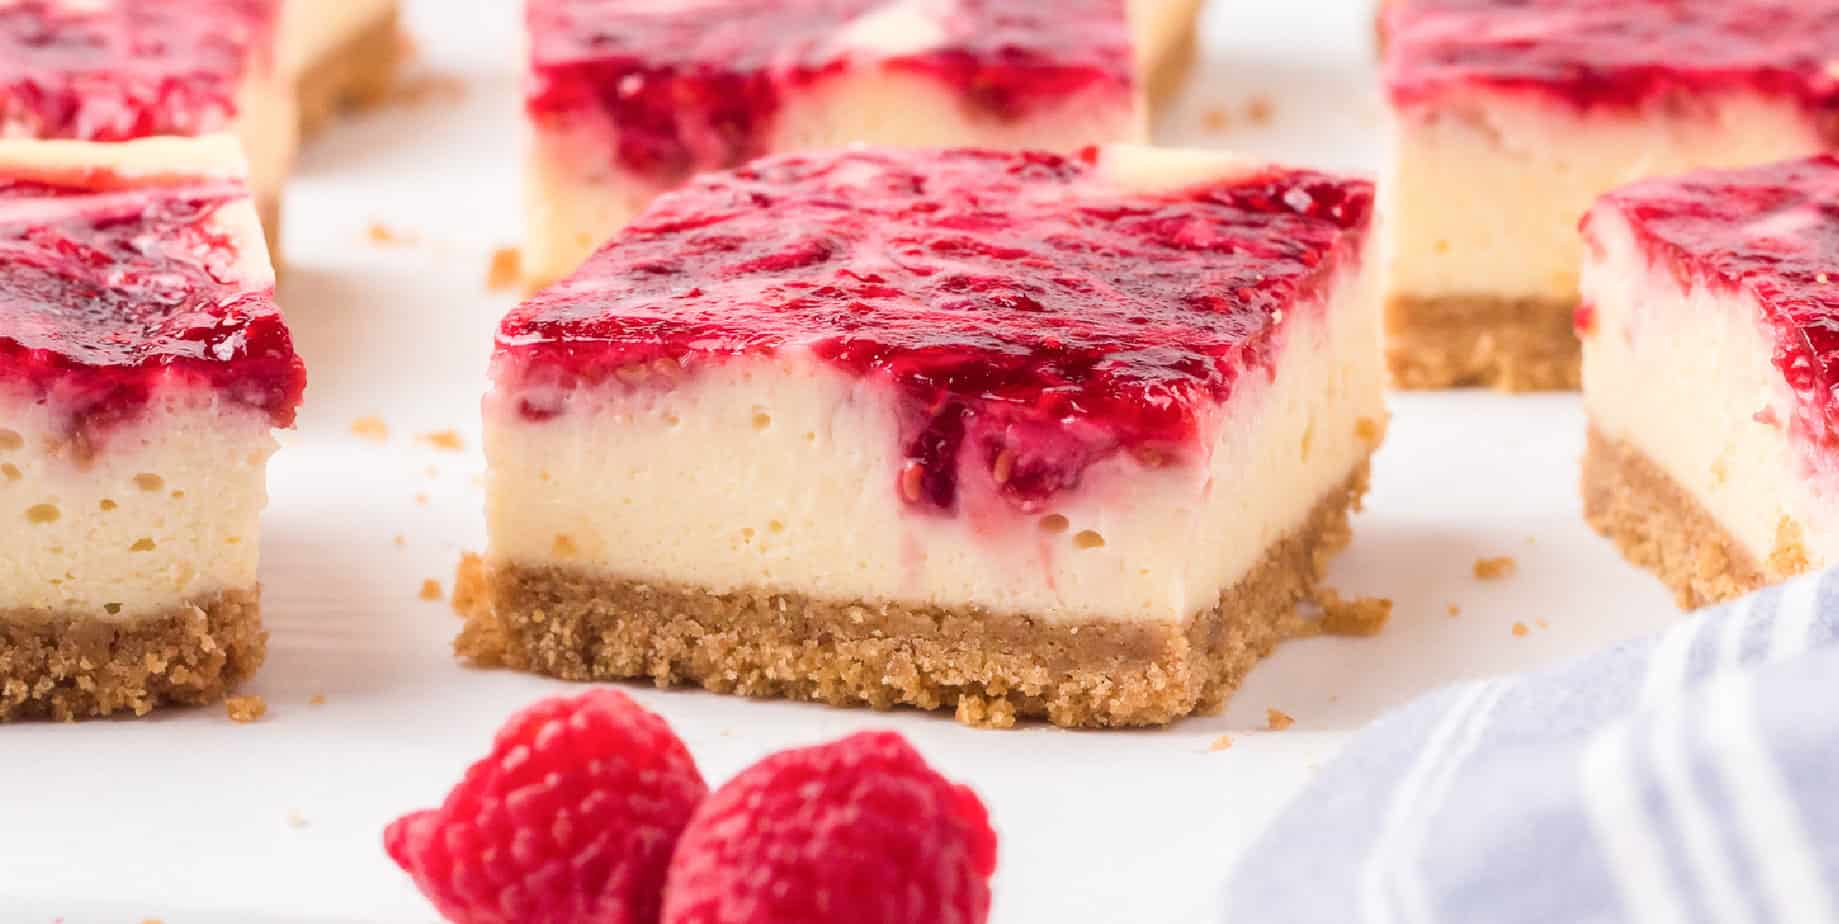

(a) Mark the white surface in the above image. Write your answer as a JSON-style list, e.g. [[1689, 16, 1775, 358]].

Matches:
[[2, 2, 1686, 922]]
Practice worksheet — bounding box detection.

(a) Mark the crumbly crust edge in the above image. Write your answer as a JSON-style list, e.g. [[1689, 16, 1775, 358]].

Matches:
[[0, 588, 266, 721], [1386, 294, 1581, 392], [297, 5, 404, 138], [1582, 427, 1809, 610], [453, 462, 1372, 729]]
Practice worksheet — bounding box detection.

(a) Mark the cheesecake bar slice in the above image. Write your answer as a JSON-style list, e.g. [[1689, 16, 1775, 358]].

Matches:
[[1581, 156, 1839, 608], [461, 145, 1385, 728], [1382, 0, 1839, 391], [1, 0, 402, 235], [0, 136, 306, 720], [523, 0, 1206, 288]]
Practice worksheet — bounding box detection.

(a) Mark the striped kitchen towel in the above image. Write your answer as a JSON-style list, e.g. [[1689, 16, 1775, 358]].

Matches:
[[1226, 569, 1839, 924]]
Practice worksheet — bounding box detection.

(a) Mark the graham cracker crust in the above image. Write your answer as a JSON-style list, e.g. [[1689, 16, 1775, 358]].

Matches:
[[454, 462, 1371, 729], [1386, 294, 1581, 391], [258, 191, 282, 263], [1582, 428, 1806, 609], [1144, 10, 1201, 108], [297, 8, 404, 139], [0, 589, 266, 722]]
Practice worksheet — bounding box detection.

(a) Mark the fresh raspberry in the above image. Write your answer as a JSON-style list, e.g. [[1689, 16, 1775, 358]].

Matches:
[[661, 731, 998, 924], [384, 689, 708, 924]]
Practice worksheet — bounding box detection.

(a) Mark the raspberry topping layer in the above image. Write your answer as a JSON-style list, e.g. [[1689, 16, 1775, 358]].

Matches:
[[0, 168, 304, 446], [498, 147, 1373, 513], [1588, 155, 1839, 463], [0, 1, 274, 141], [1385, 0, 1839, 116], [526, 0, 1133, 183]]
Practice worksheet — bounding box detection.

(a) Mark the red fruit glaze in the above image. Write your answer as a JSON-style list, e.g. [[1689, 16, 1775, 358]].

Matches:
[[0, 168, 303, 446], [384, 689, 709, 924], [0, 0, 275, 140], [526, 0, 1132, 183], [1586, 155, 1839, 461], [496, 147, 1373, 513], [1385, 0, 1839, 117], [661, 731, 997, 924]]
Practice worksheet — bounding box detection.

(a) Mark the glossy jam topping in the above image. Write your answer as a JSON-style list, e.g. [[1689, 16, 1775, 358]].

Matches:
[[1385, 0, 1839, 115], [526, 0, 1133, 183], [1589, 155, 1839, 460], [499, 147, 1373, 513], [0, 0, 275, 141], [0, 168, 305, 446]]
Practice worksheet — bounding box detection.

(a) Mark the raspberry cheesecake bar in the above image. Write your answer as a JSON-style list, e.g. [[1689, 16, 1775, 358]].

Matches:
[[1381, 0, 1839, 391], [1581, 157, 1839, 608], [460, 145, 1385, 728], [1, 0, 402, 234], [0, 136, 305, 720], [523, 0, 1207, 288]]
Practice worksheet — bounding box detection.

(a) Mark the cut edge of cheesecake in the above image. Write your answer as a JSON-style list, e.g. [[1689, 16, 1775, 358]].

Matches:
[[454, 462, 1371, 729], [0, 136, 292, 722]]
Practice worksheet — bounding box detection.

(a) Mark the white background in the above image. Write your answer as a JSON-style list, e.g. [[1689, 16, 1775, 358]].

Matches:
[[2, 1, 1686, 921]]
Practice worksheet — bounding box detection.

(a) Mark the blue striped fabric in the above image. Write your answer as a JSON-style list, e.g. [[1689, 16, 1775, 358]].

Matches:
[[1226, 570, 1839, 924]]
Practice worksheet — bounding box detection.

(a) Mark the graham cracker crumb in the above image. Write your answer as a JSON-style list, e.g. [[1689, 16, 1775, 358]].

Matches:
[[367, 222, 417, 246], [226, 694, 267, 723], [487, 246, 523, 291], [419, 430, 466, 452], [394, 533, 407, 548], [1771, 517, 1810, 577], [420, 579, 444, 602], [1202, 106, 1230, 131], [1447, 604, 1462, 617], [350, 416, 389, 442], [1310, 588, 1392, 637], [1246, 96, 1275, 124], [415, 492, 430, 506], [1511, 622, 1531, 638], [1209, 734, 1234, 752], [1355, 416, 1383, 443], [452, 552, 488, 619], [1266, 708, 1295, 731], [309, 693, 327, 706], [1474, 556, 1517, 580]]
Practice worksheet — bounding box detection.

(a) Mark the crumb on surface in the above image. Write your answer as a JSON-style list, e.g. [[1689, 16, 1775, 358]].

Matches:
[[1772, 516, 1810, 576], [1512, 622, 1531, 638], [350, 416, 389, 442], [1201, 106, 1230, 131], [1266, 708, 1295, 731], [394, 533, 407, 548], [226, 695, 267, 723], [1209, 734, 1234, 752], [1474, 556, 1518, 580], [1246, 96, 1275, 124], [1447, 603, 1462, 617], [415, 492, 430, 506], [1311, 588, 1392, 637], [419, 430, 466, 452], [487, 246, 523, 291], [309, 693, 326, 706], [367, 222, 416, 246], [420, 579, 444, 602]]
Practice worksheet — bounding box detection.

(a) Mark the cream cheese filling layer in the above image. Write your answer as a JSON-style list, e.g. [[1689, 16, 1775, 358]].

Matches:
[[1582, 209, 1839, 573], [485, 259, 1383, 625], [0, 393, 277, 620], [1384, 92, 1825, 303]]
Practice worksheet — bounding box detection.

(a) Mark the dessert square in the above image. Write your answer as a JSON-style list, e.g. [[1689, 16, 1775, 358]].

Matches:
[[522, 0, 1207, 289], [0, 0, 403, 235], [1581, 156, 1839, 608], [0, 136, 306, 720], [1381, 0, 1839, 391], [461, 145, 1385, 728]]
